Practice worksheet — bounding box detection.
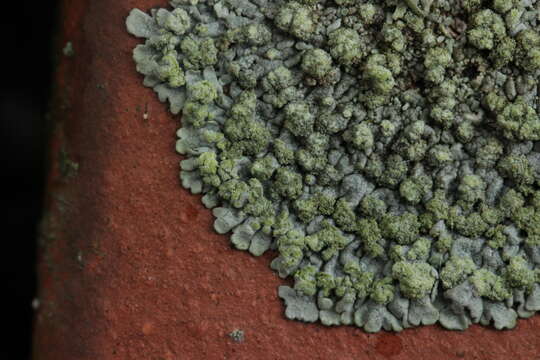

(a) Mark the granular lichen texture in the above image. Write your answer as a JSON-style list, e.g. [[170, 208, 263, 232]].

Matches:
[[126, 0, 540, 332]]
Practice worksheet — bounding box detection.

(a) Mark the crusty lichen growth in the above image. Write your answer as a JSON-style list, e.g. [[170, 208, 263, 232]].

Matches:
[[328, 28, 366, 66], [128, 0, 540, 334], [440, 256, 476, 289], [275, 1, 316, 40], [392, 261, 436, 300], [470, 269, 511, 301]]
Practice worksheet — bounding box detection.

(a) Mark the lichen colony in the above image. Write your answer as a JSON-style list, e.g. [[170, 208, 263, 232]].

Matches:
[[127, 0, 540, 332]]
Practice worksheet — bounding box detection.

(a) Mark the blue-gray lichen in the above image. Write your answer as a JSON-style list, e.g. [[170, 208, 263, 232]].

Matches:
[[127, 0, 540, 332]]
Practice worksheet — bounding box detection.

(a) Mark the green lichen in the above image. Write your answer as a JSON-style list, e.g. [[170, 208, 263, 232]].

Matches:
[[496, 98, 540, 141], [453, 212, 489, 238], [381, 23, 406, 53], [467, 9, 506, 50], [380, 212, 420, 245], [343, 123, 374, 151], [456, 121, 475, 143], [481, 205, 503, 226], [284, 101, 314, 137], [492, 0, 519, 14], [275, 1, 316, 40], [273, 167, 303, 200], [434, 234, 453, 253], [457, 174, 485, 207], [504, 256, 536, 291], [516, 29, 540, 72], [424, 46, 452, 84], [342, 261, 374, 299], [412, 236, 432, 258], [462, 0, 482, 13], [379, 154, 408, 188], [357, 218, 384, 258], [224, 91, 271, 156], [316, 272, 336, 297], [180, 37, 218, 69], [197, 151, 220, 186], [263, 66, 293, 92], [370, 277, 395, 304], [328, 28, 365, 66], [251, 156, 278, 181], [392, 261, 436, 300], [364, 61, 395, 95], [490, 37, 515, 68], [157, 51, 186, 87], [332, 199, 357, 232], [499, 189, 525, 215], [308, 222, 349, 261], [476, 137, 503, 168], [470, 269, 511, 301], [498, 155, 535, 186], [273, 139, 295, 165], [301, 48, 333, 80], [428, 145, 453, 166], [426, 190, 450, 220], [188, 80, 217, 103], [182, 101, 211, 128], [399, 175, 432, 204], [294, 196, 320, 223], [360, 195, 387, 219], [294, 265, 318, 296], [486, 225, 507, 249], [158, 8, 191, 35], [440, 256, 477, 289], [241, 23, 272, 45], [359, 3, 378, 24]]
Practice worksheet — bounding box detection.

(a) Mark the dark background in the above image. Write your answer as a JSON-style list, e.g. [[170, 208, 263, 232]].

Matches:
[[1, 2, 59, 358]]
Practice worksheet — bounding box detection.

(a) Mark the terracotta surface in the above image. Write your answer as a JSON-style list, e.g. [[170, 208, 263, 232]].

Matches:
[[33, 1, 540, 359]]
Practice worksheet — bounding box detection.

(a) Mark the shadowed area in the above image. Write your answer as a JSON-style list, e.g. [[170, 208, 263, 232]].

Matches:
[[0, 2, 58, 358]]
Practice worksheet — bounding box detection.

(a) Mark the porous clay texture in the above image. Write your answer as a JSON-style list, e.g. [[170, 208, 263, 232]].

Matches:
[[127, 0, 540, 332]]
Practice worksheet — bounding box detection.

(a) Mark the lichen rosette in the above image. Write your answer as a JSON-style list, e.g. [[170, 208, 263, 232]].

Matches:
[[127, 0, 540, 332]]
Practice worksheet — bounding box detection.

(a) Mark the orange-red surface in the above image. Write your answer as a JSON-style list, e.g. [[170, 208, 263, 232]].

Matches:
[[33, 1, 540, 359]]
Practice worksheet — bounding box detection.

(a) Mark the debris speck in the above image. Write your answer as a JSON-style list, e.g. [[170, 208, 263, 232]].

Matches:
[[229, 329, 245, 343], [63, 41, 74, 57]]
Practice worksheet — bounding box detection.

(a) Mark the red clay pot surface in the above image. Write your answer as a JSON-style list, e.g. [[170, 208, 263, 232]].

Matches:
[[33, 1, 540, 359]]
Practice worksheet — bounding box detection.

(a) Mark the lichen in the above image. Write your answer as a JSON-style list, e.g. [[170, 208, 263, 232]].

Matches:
[[440, 256, 476, 289], [328, 28, 366, 66], [392, 261, 436, 300], [128, 0, 540, 333]]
